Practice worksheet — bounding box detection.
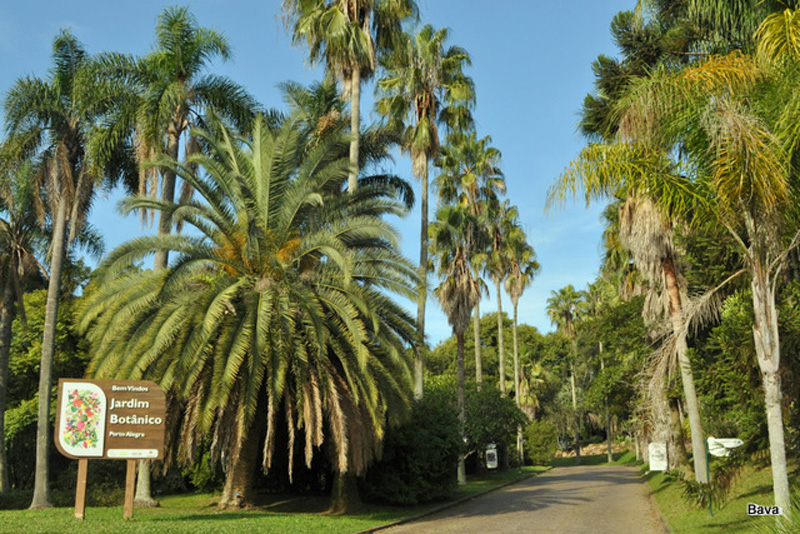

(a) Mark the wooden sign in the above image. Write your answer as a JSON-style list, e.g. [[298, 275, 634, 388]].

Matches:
[[55, 379, 166, 460]]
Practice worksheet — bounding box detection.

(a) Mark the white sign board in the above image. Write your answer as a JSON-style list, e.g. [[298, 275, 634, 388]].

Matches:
[[707, 437, 744, 457], [486, 443, 498, 469], [649, 442, 668, 471]]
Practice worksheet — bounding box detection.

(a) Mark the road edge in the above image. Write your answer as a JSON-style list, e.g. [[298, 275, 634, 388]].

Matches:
[[353, 468, 551, 534]]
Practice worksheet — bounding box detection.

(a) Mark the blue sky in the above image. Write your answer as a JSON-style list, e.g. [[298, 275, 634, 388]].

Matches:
[[0, 1, 632, 346]]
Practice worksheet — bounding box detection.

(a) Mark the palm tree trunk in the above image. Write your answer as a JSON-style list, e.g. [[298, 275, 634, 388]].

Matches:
[[348, 68, 361, 194], [415, 155, 428, 399], [570, 362, 580, 465], [473, 301, 482, 387], [669, 398, 690, 473], [512, 301, 523, 466], [750, 264, 791, 514], [600, 351, 612, 464], [495, 279, 506, 395], [138, 129, 181, 508], [30, 198, 68, 509], [0, 274, 14, 492], [153, 130, 180, 270], [663, 256, 707, 483], [218, 424, 262, 510], [457, 332, 466, 485]]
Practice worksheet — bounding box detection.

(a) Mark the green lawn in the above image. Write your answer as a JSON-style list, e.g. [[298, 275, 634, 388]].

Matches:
[[0, 466, 548, 534], [635, 456, 797, 533]]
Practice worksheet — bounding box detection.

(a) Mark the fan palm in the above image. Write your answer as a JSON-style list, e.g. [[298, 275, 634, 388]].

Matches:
[[546, 285, 584, 464], [503, 225, 538, 465], [3, 30, 133, 508], [79, 113, 417, 508], [376, 24, 474, 398], [435, 131, 504, 387], [283, 0, 417, 194], [429, 203, 482, 485]]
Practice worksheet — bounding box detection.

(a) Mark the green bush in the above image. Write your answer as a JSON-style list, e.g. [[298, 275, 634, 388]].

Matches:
[[360, 383, 462, 505], [524, 419, 557, 466]]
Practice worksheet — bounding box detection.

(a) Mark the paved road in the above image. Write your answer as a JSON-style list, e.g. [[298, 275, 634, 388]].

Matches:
[[384, 465, 666, 533]]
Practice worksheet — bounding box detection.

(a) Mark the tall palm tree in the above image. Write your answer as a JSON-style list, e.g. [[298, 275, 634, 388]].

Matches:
[[377, 23, 474, 398], [79, 113, 417, 509], [546, 285, 583, 464], [97, 7, 259, 503], [503, 225, 538, 465], [3, 31, 133, 508], [435, 131, 504, 387], [0, 160, 48, 493], [430, 203, 482, 485], [486, 200, 519, 396], [283, 0, 417, 193]]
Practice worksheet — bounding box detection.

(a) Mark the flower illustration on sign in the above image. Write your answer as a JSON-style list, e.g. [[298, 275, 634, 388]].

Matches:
[[58, 381, 106, 457]]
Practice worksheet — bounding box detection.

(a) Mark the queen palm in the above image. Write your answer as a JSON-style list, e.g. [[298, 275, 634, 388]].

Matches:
[[546, 285, 583, 464], [435, 131, 504, 387], [3, 31, 134, 508], [79, 113, 417, 508], [429, 204, 482, 485], [377, 24, 474, 398], [283, 0, 417, 193]]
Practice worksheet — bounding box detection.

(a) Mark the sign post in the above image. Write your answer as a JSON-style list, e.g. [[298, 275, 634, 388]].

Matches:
[[54, 379, 166, 520]]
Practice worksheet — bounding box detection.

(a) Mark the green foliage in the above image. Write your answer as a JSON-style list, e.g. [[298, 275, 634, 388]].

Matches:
[[464, 385, 528, 463], [523, 419, 557, 466], [360, 382, 461, 505]]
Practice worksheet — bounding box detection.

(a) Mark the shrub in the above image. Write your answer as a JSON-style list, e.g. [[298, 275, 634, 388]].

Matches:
[[360, 384, 462, 505], [524, 419, 557, 466]]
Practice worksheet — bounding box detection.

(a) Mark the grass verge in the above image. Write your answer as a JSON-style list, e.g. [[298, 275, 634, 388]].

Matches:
[[0, 466, 547, 534]]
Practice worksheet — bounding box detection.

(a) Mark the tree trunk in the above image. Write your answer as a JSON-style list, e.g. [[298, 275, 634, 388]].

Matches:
[[570, 364, 580, 465], [457, 332, 466, 485], [473, 302, 482, 387], [138, 133, 181, 507], [153, 130, 180, 270], [600, 351, 612, 464], [495, 279, 506, 395], [750, 265, 791, 515], [0, 274, 14, 492], [669, 398, 690, 474], [415, 154, 428, 400], [663, 256, 707, 483], [30, 198, 69, 509], [329, 472, 363, 514], [348, 68, 361, 194], [218, 422, 262, 510], [512, 301, 523, 466]]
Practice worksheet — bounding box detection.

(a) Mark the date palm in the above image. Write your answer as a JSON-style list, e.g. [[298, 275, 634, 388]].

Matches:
[[377, 24, 474, 398], [79, 113, 417, 508], [430, 204, 482, 485], [283, 0, 417, 193], [546, 285, 583, 464], [4, 31, 132, 508]]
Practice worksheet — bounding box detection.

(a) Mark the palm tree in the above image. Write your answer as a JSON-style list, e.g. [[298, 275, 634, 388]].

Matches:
[[430, 203, 482, 485], [3, 31, 134, 508], [0, 160, 48, 493], [486, 200, 519, 396], [283, 0, 417, 193], [546, 285, 583, 464], [376, 23, 474, 398], [79, 113, 417, 509], [435, 131, 504, 387], [504, 225, 538, 464]]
